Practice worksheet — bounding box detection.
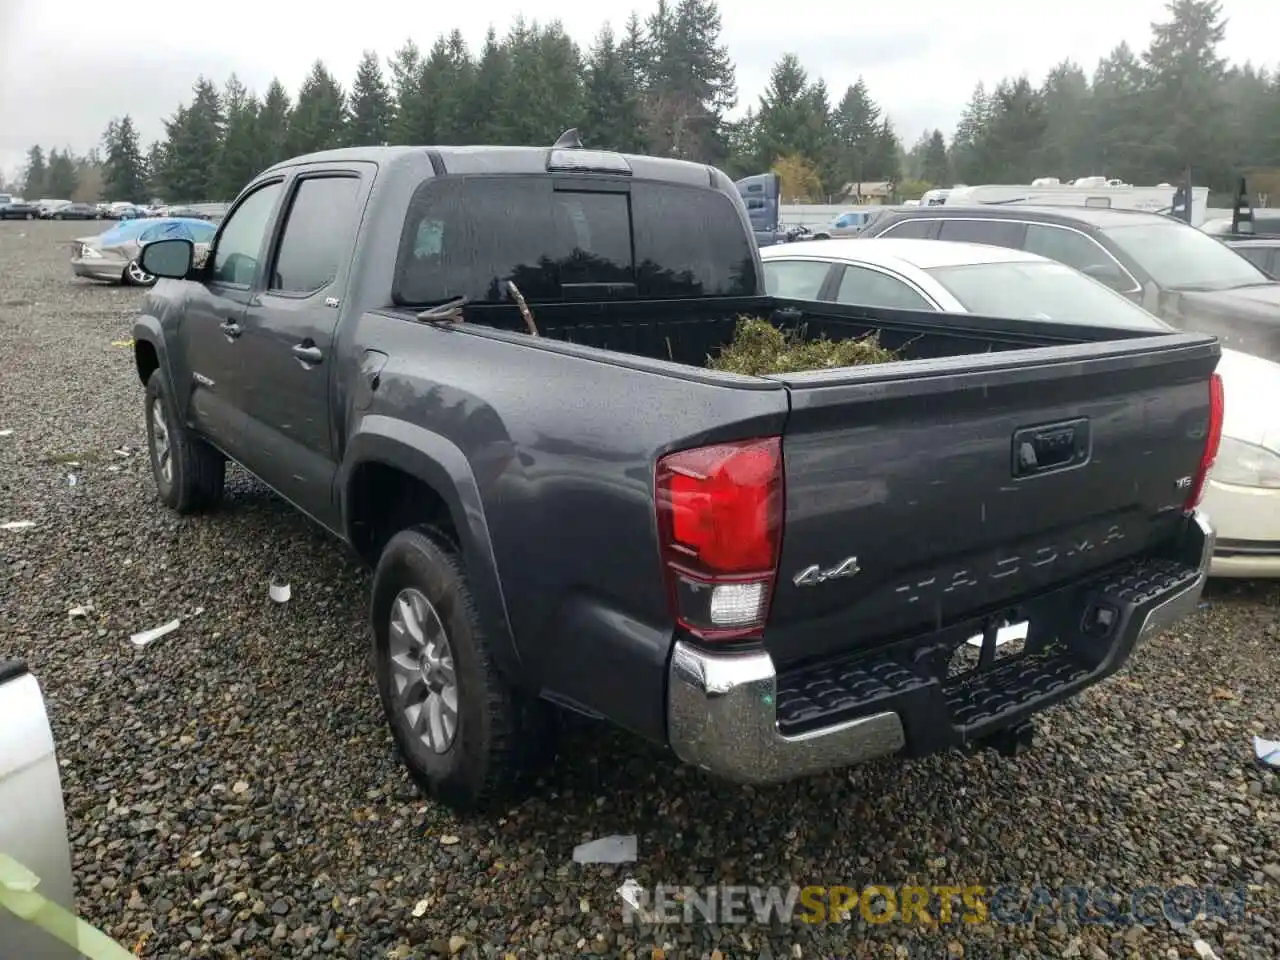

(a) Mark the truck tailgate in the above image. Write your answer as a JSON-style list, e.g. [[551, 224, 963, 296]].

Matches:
[[766, 334, 1220, 668]]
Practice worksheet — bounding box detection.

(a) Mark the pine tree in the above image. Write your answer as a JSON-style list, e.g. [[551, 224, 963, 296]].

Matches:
[[218, 76, 264, 198], [584, 25, 648, 153], [258, 79, 293, 166], [419, 30, 474, 143], [145, 142, 166, 199], [1036, 60, 1092, 179], [642, 0, 734, 161], [1091, 43, 1149, 180], [387, 41, 426, 144], [289, 60, 347, 155], [949, 83, 991, 183], [102, 115, 148, 202], [753, 55, 816, 167], [466, 27, 512, 143], [45, 149, 79, 197], [501, 20, 583, 147], [349, 50, 393, 146], [832, 78, 881, 187], [921, 130, 950, 185], [161, 78, 225, 202], [21, 146, 47, 198], [1142, 0, 1229, 182], [972, 77, 1047, 183]]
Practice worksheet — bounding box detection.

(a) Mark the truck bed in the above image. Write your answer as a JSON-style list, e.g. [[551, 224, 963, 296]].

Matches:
[[451, 295, 1148, 370]]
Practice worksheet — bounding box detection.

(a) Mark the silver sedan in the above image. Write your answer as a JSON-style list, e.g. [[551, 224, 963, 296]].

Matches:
[[70, 218, 216, 286]]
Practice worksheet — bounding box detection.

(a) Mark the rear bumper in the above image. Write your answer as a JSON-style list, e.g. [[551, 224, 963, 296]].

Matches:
[[667, 512, 1214, 784]]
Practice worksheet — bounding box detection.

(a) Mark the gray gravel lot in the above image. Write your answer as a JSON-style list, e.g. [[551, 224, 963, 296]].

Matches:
[[1, 219, 1278, 959]]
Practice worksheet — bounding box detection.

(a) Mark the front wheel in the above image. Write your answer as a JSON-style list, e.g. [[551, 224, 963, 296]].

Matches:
[[371, 526, 545, 811], [144, 370, 225, 513], [124, 260, 157, 286]]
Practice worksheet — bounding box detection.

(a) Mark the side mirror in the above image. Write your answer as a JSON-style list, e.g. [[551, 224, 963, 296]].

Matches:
[[139, 238, 194, 279]]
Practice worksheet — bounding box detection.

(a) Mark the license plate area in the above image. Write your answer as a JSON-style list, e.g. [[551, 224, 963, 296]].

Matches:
[[948, 615, 1030, 680]]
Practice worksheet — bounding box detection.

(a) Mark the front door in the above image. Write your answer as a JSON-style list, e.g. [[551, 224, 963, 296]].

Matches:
[[238, 172, 366, 526], [179, 180, 286, 457]]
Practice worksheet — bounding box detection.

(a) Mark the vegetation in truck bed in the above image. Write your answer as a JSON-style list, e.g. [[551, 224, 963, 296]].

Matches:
[[708, 315, 897, 376]]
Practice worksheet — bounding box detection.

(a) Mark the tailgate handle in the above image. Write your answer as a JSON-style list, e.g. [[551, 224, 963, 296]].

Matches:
[[1011, 418, 1090, 478]]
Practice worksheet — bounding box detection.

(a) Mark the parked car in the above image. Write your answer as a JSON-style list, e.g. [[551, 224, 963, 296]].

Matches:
[[37, 199, 72, 218], [50, 203, 101, 221], [812, 209, 874, 239], [0, 198, 40, 220], [760, 237, 1277, 578], [859, 204, 1280, 362], [130, 139, 1217, 811], [71, 217, 216, 286], [1222, 238, 1280, 277], [0, 660, 78, 958]]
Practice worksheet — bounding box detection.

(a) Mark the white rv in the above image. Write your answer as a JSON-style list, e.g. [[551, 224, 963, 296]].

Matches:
[[931, 178, 1210, 226]]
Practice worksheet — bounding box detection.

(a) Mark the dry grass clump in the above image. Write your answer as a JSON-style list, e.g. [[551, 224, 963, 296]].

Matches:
[[708, 315, 896, 376]]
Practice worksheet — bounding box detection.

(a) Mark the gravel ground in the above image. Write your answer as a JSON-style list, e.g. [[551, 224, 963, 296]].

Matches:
[[1, 218, 1278, 960]]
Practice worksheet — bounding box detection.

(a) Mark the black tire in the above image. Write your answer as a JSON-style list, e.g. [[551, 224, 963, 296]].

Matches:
[[123, 261, 157, 287], [371, 525, 542, 811], [144, 369, 225, 513]]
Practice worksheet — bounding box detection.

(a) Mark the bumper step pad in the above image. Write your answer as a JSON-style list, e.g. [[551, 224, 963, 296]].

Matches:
[[774, 557, 1202, 754]]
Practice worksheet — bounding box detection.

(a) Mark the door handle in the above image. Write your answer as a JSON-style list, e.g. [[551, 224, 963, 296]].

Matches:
[[292, 344, 323, 365], [219, 320, 242, 339]]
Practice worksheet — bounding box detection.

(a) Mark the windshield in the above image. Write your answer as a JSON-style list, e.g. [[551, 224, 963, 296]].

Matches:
[[924, 260, 1170, 330], [1103, 222, 1270, 291]]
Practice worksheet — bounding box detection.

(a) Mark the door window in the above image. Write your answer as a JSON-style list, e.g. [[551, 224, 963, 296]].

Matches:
[[761, 260, 832, 299], [834, 265, 934, 309], [211, 182, 284, 286], [878, 218, 936, 239], [1024, 223, 1130, 283], [270, 176, 363, 294], [938, 219, 1026, 248]]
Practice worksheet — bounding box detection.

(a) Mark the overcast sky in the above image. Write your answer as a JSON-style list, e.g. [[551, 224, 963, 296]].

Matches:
[[1, 0, 1276, 182]]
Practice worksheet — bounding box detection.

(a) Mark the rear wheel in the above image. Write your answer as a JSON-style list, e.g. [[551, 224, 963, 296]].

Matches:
[[144, 370, 225, 513], [371, 526, 547, 811]]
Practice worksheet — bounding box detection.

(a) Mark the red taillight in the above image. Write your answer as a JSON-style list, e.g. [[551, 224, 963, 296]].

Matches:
[[656, 437, 783, 641], [1185, 372, 1224, 511]]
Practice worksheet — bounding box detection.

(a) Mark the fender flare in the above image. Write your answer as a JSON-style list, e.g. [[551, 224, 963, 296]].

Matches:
[[340, 417, 523, 682], [132, 315, 174, 392]]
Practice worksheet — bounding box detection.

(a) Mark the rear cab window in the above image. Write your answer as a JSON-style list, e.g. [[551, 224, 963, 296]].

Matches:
[[392, 176, 758, 305]]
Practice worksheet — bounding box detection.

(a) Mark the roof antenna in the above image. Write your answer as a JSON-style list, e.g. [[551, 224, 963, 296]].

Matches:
[[553, 128, 583, 149]]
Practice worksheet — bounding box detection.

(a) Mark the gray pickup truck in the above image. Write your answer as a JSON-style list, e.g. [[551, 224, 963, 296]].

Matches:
[[131, 133, 1221, 811]]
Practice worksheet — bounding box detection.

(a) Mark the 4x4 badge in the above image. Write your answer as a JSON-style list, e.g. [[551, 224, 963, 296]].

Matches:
[[793, 556, 860, 587]]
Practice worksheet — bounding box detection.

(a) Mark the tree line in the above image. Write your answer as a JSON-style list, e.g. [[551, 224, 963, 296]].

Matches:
[[13, 0, 1280, 207]]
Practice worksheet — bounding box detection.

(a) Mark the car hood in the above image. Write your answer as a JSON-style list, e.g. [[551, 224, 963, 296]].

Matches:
[[1216, 347, 1280, 449], [1178, 283, 1280, 317]]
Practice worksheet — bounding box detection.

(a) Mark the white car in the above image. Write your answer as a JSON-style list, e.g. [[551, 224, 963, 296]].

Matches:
[[759, 238, 1280, 578]]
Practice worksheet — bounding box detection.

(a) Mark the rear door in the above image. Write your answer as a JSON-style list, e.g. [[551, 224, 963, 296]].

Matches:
[[764, 329, 1219, 667], [237, 170, 368, 526]]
